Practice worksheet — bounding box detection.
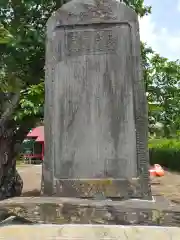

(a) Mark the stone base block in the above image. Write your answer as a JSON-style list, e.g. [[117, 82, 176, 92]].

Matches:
[[0, 197, 180, 226], [53, 178, 147, 199]]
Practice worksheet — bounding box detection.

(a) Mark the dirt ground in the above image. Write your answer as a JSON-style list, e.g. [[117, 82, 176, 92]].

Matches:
[[151, 171, 180, 204], [17, 164, 42, 197], [17, 164, 180, 203]]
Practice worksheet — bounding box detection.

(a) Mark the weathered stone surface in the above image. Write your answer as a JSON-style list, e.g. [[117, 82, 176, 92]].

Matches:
[[54, 178, 142, 198], [1, 225, 180, 240], [0, 197, 180, 227], [44, 0, 151, 199]]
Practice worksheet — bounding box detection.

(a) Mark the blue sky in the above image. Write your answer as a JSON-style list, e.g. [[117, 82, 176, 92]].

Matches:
[[139, 0, 180, 60]]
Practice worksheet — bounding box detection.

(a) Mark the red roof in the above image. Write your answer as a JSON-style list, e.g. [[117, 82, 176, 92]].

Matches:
[[27, 126, 44, 142]]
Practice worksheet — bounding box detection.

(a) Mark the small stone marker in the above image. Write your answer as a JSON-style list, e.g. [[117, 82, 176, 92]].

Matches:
[[43, 0, 151, 200]]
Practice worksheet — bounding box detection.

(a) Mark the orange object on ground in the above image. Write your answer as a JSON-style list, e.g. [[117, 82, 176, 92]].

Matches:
[[149, 164, 165, 177], [154, 164, 165, 177], [149, 168, 156, 177]]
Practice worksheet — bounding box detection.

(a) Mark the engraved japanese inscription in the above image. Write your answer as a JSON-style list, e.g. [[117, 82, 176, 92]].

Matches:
[[65, 27, 118, 56]]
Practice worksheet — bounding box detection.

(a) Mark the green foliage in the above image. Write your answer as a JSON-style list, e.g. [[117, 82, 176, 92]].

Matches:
[[15, 81, 44, 120], [123, 0, 151, 16], [149, 138, 180, 149], [0, 23, 13, 44], [149, 139, 180, 171], [142, 42, 180, 138], [0, 1, 56, 129], [149, 56, 180, 137]]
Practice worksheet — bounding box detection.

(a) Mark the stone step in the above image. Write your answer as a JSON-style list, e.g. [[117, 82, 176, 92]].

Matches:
[[1, 224, 180, 239]]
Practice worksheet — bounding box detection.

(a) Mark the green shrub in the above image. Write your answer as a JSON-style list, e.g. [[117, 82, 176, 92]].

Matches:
[[148, 138, 180, 171]]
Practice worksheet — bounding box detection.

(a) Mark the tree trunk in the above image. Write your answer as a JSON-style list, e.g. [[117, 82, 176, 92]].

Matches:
[[0, 119, 36, 200], [0, 134, 22, 200]]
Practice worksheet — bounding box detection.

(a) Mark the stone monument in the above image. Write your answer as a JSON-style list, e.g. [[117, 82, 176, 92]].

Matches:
[[43, 0, 152, 200], [1, 0, 180, 231]]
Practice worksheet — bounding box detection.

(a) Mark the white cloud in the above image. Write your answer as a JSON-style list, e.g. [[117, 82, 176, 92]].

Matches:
[[177, 0, 180, 12], [139, 15, 180, 60]]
